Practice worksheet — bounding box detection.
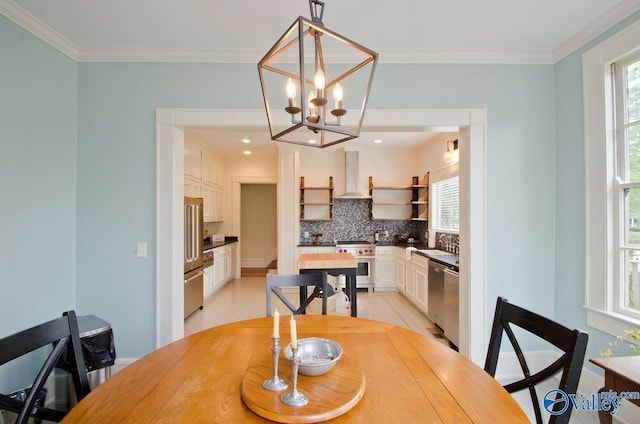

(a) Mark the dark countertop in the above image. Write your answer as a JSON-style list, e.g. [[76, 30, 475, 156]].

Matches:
[[204, 236, 238, 252], [412, 250, 459, 272]]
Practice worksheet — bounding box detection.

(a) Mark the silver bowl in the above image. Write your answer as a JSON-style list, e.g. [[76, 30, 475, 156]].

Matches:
[[284, 337, 343, 376]]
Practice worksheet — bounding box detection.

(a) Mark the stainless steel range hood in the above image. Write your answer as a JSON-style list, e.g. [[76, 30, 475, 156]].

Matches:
[[335, 151, 372, 199]]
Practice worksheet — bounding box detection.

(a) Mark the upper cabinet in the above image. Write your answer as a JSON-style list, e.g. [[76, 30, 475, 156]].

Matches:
[[184, 137, 224, 222], [300, 176, 334, 221]]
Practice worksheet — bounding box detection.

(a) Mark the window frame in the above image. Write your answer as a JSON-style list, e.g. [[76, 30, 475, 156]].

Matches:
[[429, 163, 460, 235], [584, 18, 640, 336], [613, 52, 640, 320]]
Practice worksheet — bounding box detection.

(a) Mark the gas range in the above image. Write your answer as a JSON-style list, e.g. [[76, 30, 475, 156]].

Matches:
[[335, 240, 376, 258]]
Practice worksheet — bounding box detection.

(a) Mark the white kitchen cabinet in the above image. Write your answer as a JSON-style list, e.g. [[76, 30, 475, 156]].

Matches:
[[395, 247, 406, 292], [375, 246, 396, 291], [212, 243, 236, 292], [184, 138, 202, 181], [405, 253, 429, 313], [202, 183, 223, 222], [184, 137, 224, 222], [202, 147, 218, 185], [230, 242, 239, 279], [184, 177, 202, 198], [297, 246, 335, 255], [204, 265, 215, 299]]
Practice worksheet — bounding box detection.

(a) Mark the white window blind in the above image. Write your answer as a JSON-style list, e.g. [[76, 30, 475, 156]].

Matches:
[[432, 176, 459, 231]]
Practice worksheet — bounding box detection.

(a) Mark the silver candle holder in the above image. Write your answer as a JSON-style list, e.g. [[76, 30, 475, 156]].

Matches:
[[281, 346, 308, 406], [262, 334, 288, 391]]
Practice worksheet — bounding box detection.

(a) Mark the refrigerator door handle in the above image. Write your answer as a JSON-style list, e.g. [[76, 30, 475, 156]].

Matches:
[[195, 204, 201, 261], [184, 204, 190, 263]]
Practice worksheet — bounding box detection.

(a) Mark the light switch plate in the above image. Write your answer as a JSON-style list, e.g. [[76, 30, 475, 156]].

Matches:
[[137, 242, 148, 258]]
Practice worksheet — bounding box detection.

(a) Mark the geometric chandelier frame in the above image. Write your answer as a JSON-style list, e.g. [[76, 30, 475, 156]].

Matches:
[[258, 0, 378, 148]]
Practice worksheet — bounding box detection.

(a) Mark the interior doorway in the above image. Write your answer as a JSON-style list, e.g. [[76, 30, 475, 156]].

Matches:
[[240, 183, 277, 275], [157, 108, 486, 364]]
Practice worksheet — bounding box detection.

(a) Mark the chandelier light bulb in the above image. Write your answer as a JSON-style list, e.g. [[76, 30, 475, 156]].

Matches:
[[333, 83, 343, 109], [314, 69, 325, 91], [286, 78, 296, 102]]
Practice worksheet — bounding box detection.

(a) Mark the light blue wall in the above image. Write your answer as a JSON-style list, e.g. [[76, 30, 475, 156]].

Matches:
[[75, 60, 556, 356], [0, 15, 78, 390], [76, 63, 264, 356], [554, 10, 640, 367]]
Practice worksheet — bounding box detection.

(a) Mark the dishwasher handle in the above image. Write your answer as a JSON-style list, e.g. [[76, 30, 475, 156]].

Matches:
[[428, 259, 448, 272]]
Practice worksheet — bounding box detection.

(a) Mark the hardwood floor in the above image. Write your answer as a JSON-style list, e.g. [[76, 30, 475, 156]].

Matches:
[[184, 275, 443, 342]]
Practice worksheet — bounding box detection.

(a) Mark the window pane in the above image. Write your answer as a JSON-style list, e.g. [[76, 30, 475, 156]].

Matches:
[[628, 125, 640, 181], [624, 187, 640, 247], [432, 176, 459, 230], [627, 59, 640, 123], [624, 249, 640, 312]]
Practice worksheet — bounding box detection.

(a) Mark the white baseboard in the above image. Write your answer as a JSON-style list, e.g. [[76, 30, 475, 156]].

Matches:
[[111, 357, 137, 375], [241, 258, 272, 268]]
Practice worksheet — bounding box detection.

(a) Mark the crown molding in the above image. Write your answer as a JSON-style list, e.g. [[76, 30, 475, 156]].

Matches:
[[0, 0, 78, 60], [76, 47, 554, 65], [378, 49, 554, 65], [76, 48, 265, 63], [552, 0, 640, 63]]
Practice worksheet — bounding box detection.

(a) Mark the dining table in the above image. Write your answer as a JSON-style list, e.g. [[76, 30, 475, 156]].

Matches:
[[61, 315, 528, 423]]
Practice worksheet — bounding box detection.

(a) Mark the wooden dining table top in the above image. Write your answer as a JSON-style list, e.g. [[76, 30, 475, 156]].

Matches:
[[62, 315, 528, 423]]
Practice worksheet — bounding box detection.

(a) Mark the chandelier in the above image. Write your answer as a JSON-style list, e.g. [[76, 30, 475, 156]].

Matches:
[[258, 0, 378, 148]]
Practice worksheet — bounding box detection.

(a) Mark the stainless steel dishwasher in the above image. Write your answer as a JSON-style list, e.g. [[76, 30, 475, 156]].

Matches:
[[443, 268, 459, 348], [427, 260, 446, 331]]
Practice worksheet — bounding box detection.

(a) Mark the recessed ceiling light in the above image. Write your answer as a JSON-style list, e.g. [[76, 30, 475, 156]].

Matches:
[[374, 139, 383, 144], [243, 150, 252, 155], [308, 139, 317, 144], [242, 138, 251, 144]]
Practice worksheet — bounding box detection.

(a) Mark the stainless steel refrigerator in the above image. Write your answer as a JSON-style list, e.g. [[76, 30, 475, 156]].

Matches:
[[184, 197, 204, 319]]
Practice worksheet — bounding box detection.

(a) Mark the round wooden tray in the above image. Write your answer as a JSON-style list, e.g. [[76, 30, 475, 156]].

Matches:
[[241, 356, 365, 423]]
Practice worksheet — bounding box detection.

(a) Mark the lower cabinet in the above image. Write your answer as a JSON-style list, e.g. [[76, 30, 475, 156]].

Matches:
[[375, 247, 396, 291], [204, 265, 215, 299], [206, 243, 237, 300], [395, 247, 406, 292], [405, 253, 429, 314]]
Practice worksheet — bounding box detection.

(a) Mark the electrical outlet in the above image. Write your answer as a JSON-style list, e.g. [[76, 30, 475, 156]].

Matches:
[[384, 230, 389, 237], [304, 231, 310, 238]]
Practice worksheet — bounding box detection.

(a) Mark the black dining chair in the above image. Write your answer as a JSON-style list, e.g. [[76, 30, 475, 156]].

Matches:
[[0, 310, 91, 424], [266, 272, 332, 316], [483, 297, 588, 424]]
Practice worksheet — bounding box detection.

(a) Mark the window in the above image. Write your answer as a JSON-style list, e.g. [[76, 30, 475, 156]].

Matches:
[[432, 176, 459, 231], [584, 19, 640, 335], [614, 53, 640, 317]]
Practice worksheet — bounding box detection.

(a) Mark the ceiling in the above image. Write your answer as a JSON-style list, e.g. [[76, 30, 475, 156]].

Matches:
[[5, 0, 639, 63], [185, 127, 454, 158], [4, 0, 639, 155]]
